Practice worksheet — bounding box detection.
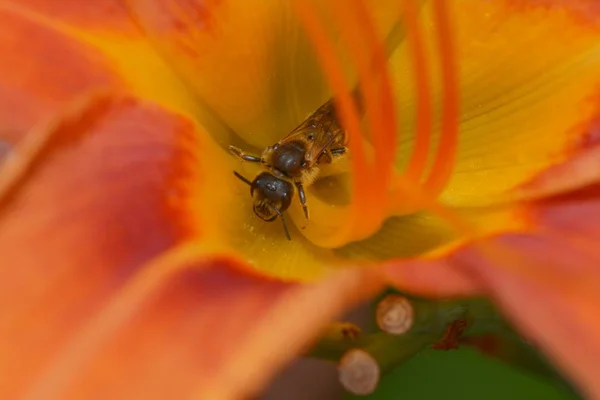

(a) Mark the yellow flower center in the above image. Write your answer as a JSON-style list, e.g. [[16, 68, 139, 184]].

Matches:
[[16, 0, 600, 282]]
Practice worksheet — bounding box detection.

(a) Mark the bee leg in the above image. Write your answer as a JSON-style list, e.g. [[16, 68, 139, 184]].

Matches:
[[296, 182, 310, 220], [228, 145, 262, 163], [317, 149, 334, 164], [330, 147, 347, 156]]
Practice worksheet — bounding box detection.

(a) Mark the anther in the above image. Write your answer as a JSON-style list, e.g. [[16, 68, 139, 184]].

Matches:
[[338, 349, 380, 396], [321, 321, 362, 341], [376, 294, 414, 335]]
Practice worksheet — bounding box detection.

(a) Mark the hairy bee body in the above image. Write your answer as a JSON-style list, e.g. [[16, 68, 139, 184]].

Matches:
[[230, 98, 349, 240]]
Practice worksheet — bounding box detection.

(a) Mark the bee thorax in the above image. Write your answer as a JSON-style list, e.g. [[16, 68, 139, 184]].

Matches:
[[271, 141, 307, 176]]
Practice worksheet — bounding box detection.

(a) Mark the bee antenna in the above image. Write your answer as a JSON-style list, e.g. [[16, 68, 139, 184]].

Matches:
[[269, 205, 292, 241], [233, 170, 252, 186]]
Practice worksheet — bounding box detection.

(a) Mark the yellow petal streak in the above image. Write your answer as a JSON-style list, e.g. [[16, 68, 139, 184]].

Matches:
[[123, 0, 404, 150], [389, 1, 600, 207]]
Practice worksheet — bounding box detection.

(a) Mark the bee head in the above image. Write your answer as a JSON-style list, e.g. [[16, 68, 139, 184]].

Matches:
[[250, 172, 294, 221]]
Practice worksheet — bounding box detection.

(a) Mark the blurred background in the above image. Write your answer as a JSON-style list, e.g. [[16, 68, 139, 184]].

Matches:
[[260, 300, 579, 400], [262, 348, 579, 400]]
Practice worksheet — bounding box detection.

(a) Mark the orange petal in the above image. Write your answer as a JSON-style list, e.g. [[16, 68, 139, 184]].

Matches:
[[0, 93, 382, 398], [0, 0, 353, 281], [460, 228, 600, 399], [1, 0, 207, 144], [124, 0, 306, 147], [0, 4, 126, 144], [0, 93, 195, 396], [58, 255, 379, 400], [2, 0, 136, 32], [124, 0, 403, 149], [444, 0, 600, 205], [380, 253, 483, 298], [513, 117, 600, 200], [388, 0, 600, 208], [382, 181, 600, 398]]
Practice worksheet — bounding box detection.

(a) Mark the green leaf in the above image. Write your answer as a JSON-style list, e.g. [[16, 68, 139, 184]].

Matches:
[[346, 347, 580, 400]]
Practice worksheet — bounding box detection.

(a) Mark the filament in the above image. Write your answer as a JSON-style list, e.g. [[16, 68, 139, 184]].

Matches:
[[293, 0, 370, 246], [331, 0, 397, 236], [400, 0, 433, 184], [422, 0, 460, 196]]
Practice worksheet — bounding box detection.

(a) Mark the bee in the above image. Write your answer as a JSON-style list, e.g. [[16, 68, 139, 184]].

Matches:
[[229, 97, 350, 240]]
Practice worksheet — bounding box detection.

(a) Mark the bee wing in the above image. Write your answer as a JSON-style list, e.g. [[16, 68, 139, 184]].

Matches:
[[279, 99, 344, 167], [306, 127, 345, 167], [281, 88, 363, 144], [278, 98, 335, 142]]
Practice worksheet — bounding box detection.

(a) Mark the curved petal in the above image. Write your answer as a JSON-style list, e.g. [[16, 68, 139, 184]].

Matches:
[[381, 181, 600, 398], [0, 93, 382, 399], [464, 231, 600, 400], [124, 0, 403, 149], [121, 0, 600, 257], [389, 0, 600, 207], [124, 0, 322, 148], [2, 0, 136, 32], [0, 0, 205, 143], [337, 190, 529, 264], [0, 92, 200, 397], [513, 120, 600, 199], [0, 3, 126, 144], [0, 0, 381, 281], [341, 0, 600, 262], [57, 255, 379, 400]]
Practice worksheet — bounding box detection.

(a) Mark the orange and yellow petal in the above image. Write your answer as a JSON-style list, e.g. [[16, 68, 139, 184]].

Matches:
[[514, 116, 600, 199], [467, 232, 600, 400], [387, 0, 600, 209], [3, 0, 136, 32], [1, 0, 205, 135], [124, 0, 404, 150], [0, 93, 382, 398], [381, 177, 600, 398], [65, 259, 379, 400], [0, 1, 364, 282], [341, 0, 600, 261], [0, 4, 125, 143], [124, 0, 316, 148]]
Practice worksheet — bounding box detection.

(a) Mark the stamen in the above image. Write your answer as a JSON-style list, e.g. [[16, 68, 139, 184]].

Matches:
[[293, 0, 371, 246], [331, 0, 397, 236], [400, 0, 434, 184], [388, 0, 459, 216], [376, 294, 414, 335], [378, 1, 480, 248], [347, 0, 398, 190], [387, 2, 559, 287], [296, 0, 474, 248], [422, 0, 460, 196], [338, 349, 380, 396]]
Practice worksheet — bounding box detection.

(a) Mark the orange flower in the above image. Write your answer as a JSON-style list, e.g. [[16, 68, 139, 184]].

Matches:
[[1, 0, 600, 399]]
